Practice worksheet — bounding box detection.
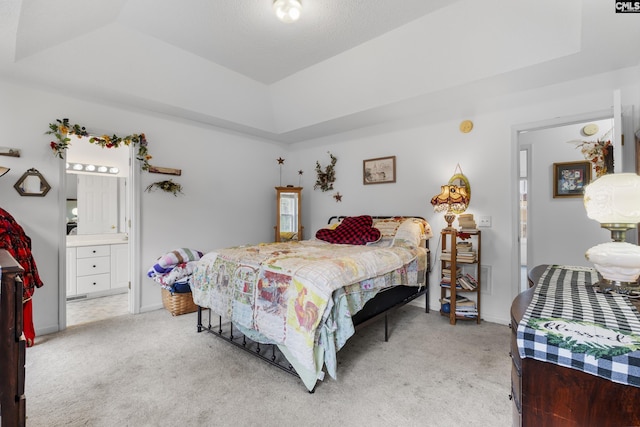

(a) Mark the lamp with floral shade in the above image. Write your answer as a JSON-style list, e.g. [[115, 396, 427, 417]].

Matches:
[[431, 184, 469, 230]]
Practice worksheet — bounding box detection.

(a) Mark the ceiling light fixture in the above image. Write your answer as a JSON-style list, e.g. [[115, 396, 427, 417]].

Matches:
[[273, 0, 302, 23]]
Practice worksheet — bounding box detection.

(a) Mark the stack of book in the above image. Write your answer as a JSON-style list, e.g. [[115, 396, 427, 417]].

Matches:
[[440, 266, 462, 286], [440, 272, 478, 290], [457, 214, 477, 231], [441, 294, 478, 318], [458, 273, 478, 290], [455, 302, 478, 318], [456, 242, 477, 263]]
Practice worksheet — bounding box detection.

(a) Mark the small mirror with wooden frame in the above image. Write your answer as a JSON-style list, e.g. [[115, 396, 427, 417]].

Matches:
[[14, 168, 51, 197], [275, 186, 302, 242]]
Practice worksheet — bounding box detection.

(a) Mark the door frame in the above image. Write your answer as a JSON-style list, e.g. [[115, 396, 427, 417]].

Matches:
[[57, 144, 141, 329], [511, 108, 615, 301], [518, 144, 532, 292]]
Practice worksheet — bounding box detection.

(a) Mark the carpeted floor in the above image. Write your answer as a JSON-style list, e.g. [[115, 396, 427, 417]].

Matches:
[[25, 305, 512, 426]]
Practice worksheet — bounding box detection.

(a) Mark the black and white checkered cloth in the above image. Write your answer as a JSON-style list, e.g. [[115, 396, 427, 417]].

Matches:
[[517, 265, 640, 388]]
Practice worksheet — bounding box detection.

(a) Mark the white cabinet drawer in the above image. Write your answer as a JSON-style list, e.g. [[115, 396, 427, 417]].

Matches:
[[77, 273, 110, 294], [77, 256, 110, 276], [77, 245, 110, 258]]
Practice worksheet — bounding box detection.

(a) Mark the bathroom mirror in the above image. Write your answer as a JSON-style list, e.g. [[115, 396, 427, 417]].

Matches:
[[66, 173, 126, 235], [14, 168, 51, 197]]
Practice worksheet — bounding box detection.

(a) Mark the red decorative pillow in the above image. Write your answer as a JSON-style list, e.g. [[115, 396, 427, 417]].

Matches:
[[315, 215, 381, 245]]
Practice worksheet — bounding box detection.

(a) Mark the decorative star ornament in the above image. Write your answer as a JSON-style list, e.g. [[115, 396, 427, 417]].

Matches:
[[333, 192, 342, 202], [277, 157, 285, 164], [298, 170, 303, 175]]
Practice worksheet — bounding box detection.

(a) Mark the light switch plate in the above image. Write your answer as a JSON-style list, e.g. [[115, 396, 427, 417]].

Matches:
[[479, 216, 492, 227]]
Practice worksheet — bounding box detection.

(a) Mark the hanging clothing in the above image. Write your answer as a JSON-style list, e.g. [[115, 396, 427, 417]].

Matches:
[[0, 207, 44, 346]]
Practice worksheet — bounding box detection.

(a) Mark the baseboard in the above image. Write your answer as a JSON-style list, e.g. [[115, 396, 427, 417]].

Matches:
[[139, 303, 163, 313], [37, 324, 61, 336]]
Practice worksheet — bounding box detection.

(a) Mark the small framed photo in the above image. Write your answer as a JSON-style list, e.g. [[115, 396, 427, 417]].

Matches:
[[553, 161, 591, 198], [363, 156, 396, 185]]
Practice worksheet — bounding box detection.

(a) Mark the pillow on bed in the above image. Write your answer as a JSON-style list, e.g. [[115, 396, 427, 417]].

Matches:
[[315, 215, 381, 245], [372, 217, 405, 237], [392, 218, 431, 248]]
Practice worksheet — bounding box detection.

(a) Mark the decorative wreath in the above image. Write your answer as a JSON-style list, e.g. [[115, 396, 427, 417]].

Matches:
[[46, 118, 152, 171], [314, 152, 337, 192], [144, 180, 183, 196]]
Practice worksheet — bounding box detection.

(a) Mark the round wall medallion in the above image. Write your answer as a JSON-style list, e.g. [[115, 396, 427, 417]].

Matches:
[[582, 123, 599, 136], [459, 120, 473, 133]]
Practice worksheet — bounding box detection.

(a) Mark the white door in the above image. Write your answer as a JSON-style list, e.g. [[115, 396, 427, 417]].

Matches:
[[77, 175, 118, 234]]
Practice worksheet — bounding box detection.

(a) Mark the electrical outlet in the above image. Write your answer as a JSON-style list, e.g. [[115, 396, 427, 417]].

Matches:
[[479, 216, 492, 227]]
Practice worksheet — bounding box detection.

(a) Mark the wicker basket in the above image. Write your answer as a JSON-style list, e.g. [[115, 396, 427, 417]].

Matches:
[[161, 288, 198, 316]]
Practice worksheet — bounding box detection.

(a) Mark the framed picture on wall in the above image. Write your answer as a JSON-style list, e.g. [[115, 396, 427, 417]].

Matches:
[[363, 156, 396, 185], [553, 161, 591, 198]]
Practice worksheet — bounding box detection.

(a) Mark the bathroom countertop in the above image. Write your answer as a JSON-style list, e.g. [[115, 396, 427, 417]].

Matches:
[[66, 234, 128, 247]]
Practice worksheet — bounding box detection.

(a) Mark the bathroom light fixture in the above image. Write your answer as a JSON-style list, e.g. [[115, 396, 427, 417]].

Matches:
[[273, 0, 302, 23], [66, 162, 119, 174]]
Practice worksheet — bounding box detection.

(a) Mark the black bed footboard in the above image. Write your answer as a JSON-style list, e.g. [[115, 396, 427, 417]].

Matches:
[[196, 307, 308, 389], [195, 283, 427, 390]]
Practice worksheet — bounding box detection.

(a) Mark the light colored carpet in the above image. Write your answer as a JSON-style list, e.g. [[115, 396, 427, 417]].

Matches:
[[25, 306, 512, 426]]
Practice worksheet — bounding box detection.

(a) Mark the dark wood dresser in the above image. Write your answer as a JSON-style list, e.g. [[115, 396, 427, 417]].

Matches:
[[0, 249, 26, 427], [510, 264, 640, 427]]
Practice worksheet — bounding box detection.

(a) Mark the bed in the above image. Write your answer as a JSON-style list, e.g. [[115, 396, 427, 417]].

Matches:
[[190, 215, 432, 391]]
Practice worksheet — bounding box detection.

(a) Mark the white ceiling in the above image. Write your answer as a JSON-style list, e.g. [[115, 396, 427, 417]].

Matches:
[[1, 0, 639, 143]]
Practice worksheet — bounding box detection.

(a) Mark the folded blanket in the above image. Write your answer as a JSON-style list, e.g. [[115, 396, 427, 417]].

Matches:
[[171, 281, 192, 293], [154, 262, 199, 288], [147, 248, 203, 278], [147, 248, 203, 290]]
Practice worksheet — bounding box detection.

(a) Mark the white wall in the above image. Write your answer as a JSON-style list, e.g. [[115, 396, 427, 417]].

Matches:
[[520, 119, 614, 270], [66, 135, 129, 178], [1, 65, 639, 335], [290, 66, 640, 323], [0, 79, 285, 334]]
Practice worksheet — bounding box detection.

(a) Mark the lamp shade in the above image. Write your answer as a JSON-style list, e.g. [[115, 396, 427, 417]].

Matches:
[[0, 166, 9, 177], [586, 242, 640, 283], [584, 173, 640, 224], [430, 184, 469, 213]]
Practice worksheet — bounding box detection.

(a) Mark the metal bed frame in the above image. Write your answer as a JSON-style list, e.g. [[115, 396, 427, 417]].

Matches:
[[196, 216, 431, 392]]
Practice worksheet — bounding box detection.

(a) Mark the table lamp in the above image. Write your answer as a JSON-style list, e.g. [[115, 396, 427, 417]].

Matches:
[[583, 173, 640, 293], [431, 184, 469, 229]]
